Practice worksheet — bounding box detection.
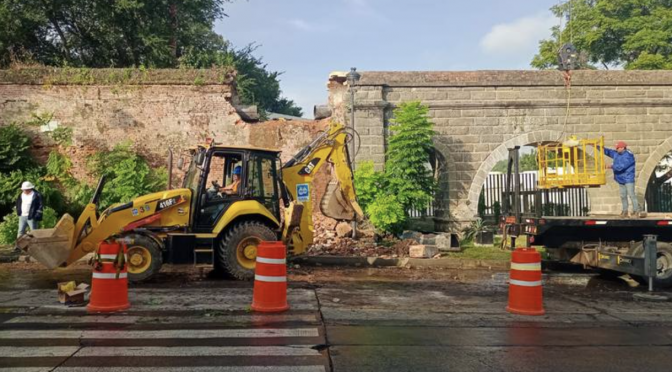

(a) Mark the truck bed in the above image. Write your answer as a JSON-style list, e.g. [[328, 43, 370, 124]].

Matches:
[[540, 213, 672, 221], [524, 214, 672, 248]]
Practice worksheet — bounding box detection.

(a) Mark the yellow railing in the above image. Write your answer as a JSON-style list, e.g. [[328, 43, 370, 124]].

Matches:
[[537, 136, 606, 189]]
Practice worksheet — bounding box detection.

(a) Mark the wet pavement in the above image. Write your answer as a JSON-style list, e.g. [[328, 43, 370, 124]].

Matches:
[[1, 262, 671, 371]]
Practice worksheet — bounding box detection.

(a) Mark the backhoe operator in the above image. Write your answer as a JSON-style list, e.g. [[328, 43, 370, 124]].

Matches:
[[220, 166, 241, 195]]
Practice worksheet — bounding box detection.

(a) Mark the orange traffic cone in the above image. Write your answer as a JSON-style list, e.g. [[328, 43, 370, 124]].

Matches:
[[251, 241, 289, 313], [87, 240, 130, 313], [506, 247, 545, 316]]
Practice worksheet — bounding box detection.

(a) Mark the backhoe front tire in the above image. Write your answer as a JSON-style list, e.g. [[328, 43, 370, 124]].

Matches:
[[218, 221, 277, 280], [124, 234, 163, 282]]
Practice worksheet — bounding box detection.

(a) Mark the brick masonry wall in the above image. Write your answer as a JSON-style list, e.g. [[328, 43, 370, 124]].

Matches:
[[0, 68, 328, 189], [329, 70, 672, 232]]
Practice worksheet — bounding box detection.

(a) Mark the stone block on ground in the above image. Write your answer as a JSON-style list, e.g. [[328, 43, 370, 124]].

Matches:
[[436, 233, 462, 252], [408, 245, 439, 258], [420, 234, 437, 245], [400, 230, 423, 242], [335, 222, 353, 237]]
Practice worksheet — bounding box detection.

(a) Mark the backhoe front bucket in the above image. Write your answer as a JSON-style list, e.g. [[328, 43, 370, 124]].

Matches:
[[16, 214, 75, 269], [320, 181, 363, 221]]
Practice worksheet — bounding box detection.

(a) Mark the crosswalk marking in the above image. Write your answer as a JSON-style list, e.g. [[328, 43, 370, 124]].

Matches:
[[0, 328, 320, 339], [0, 345, 321, 357], [77, 345, 321, 357], [56, 367, 327, 372], [0, 287, 327, 371], [5, 314, 319, 324], [0, 346, 79, 357], [0, 368, 326, 372]]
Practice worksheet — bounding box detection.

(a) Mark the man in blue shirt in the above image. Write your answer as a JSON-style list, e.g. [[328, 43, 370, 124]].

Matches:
[[603, 141, 642, 218]]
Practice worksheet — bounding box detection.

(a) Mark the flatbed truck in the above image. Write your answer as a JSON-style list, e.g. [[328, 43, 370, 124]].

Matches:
[[500, 147, 671, 288]]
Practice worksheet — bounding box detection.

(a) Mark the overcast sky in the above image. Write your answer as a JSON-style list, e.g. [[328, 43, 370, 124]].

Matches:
[[215, 0, 561, 117]]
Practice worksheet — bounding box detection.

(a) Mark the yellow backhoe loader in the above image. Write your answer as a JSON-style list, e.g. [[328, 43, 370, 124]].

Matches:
[[17, 122, 363, 281]]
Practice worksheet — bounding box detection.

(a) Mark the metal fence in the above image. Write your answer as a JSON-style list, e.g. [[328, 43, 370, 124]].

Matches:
[[408, 201, 435, 218], [481, 172, 590, 218], [646, 182, 672, 212], [405, 172, 591, 219]]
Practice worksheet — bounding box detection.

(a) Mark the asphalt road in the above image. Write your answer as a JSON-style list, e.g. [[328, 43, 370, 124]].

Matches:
[[1, 263, 671, 371]]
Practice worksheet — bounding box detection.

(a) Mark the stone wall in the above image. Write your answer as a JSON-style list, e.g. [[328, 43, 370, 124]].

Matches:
[[329, 70, 672, 231], [0, 68, 325, 184]]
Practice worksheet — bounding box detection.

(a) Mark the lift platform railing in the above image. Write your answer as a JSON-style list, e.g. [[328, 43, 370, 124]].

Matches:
[[537, 136, 606, 189]]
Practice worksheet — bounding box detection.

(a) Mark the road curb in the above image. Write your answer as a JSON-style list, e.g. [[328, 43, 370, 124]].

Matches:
[[290, 255, 510, 270]]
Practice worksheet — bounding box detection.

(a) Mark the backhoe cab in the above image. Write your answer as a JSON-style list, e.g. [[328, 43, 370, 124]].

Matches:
[[19, 122, 363, 281]]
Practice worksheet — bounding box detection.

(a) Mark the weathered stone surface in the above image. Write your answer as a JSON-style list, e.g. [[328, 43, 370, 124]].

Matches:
[[436, 233, 461, 252], [329, 70, 672, 230], [408, 245, 438, 258], [0, 69, 329, 188], [335, 222, 354, 238]]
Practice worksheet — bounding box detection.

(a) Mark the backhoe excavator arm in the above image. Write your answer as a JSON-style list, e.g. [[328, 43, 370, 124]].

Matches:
[[281, 122, 363, 255]]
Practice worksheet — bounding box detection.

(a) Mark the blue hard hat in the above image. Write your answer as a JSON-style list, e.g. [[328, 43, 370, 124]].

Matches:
[[233, 166, 242, 175]]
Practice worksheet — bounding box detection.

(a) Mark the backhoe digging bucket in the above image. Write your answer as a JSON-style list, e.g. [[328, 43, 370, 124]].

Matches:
[[320, 181, 362, 221], [16, 214, 75, 269]]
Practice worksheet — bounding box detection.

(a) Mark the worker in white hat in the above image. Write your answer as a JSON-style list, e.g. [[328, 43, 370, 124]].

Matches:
[[15, 181, 43, 250]]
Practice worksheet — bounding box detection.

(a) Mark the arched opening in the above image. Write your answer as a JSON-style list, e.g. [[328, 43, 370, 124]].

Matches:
[[477, 144, 592, 224], [468, 131, 602, 220], [645, 150, 672, 212]]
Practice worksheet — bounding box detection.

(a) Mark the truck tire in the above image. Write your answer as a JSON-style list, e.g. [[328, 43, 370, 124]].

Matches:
[[631, 241, 672, 288], [218, 221, 277, 281], [124, 234, 163, 282]]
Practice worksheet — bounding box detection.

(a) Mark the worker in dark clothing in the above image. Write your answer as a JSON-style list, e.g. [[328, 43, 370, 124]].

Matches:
[[603, 141, 643, 218]]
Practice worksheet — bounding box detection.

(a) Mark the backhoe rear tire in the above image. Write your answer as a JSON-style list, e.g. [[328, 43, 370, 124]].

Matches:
[[218, 221, 277, 281], [124, 234, 163, 283]]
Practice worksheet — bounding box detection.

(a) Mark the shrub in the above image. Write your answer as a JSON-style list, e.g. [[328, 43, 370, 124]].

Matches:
[[461, 218, 489, 243], [46, 151, 74, 181], [493, 201, 502, 222], [478, 192, 486, 220], [353, 161, 386, 212], [0, 213, 19, 245], [365, 194, 406, 235], [0, 123, 33, 173], [50, 126, 73, 146], [40, 207, 59, 229], [88, 142, 167, 210]]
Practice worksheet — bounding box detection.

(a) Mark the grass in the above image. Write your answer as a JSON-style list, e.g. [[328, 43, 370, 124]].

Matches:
[[445, 244, 512, 261], [445, 236, 547, 261]]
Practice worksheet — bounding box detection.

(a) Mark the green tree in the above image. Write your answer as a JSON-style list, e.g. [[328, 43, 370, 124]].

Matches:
[[532, 0, 672, 70], [385, 101, 436, 211], [353, 101, 437, 234], [0, 0, 302, 116], [491, 150, 539, 173]]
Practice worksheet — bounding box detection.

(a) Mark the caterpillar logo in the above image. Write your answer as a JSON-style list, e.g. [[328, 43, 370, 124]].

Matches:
[[298, 158, 321, 176]]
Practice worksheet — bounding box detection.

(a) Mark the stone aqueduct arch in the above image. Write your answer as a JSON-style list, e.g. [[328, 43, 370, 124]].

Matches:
[[326, 70, 672, 232], [466, 130, 563, 219], [636, 135, 672, 200]]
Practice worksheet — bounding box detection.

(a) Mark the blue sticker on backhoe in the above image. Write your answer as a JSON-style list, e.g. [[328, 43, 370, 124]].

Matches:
[[297, 183, 310, 202]]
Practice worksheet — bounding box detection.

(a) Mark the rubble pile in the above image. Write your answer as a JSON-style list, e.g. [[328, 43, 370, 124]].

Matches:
[[308, 223, 462, 258], [309, 216, 420, 258]]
